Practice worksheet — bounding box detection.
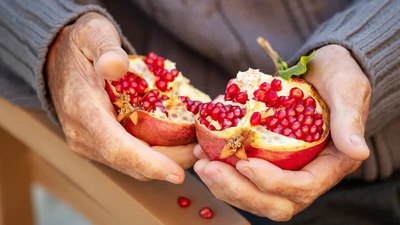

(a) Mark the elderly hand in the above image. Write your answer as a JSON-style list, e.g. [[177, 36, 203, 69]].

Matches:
[[193, 44, 371, 221], [46, 12, 196, 184]]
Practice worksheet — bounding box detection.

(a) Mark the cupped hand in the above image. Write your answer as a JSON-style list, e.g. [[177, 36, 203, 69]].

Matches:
[[46, 12, 196, 184], [193, 44, 372, 221]]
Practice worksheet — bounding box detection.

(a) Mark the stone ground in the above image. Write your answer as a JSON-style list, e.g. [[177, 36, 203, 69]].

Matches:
[[32, 185, 90, 225]]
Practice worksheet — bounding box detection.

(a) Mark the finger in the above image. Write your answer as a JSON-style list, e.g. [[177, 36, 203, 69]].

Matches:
[[307, 47, 371, 161], [73, 12, 129, 80], [194, 159, 298, 221], [236, 142, 359, 204], [152, 143, 197, 169], [193, 144, 208, 159]]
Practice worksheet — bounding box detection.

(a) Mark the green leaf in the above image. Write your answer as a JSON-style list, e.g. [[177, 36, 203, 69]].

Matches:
[[278, 51, 315, 80]]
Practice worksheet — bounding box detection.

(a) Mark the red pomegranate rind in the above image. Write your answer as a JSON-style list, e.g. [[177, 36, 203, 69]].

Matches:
[[245, 137, 329, 170], [123, 111, 196, 146], [196, 120, 329, 170]]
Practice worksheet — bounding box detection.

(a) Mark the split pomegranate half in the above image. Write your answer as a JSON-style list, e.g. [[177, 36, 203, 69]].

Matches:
[[184, 38, 330, 170], [105, 52, 211, 146]]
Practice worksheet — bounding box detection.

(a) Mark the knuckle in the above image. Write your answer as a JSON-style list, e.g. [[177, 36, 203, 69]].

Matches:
[[268, 204, 296, 222]]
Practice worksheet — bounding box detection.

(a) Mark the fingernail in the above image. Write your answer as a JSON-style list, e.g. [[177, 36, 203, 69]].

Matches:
[[166, 174, 180, 184], [350, 134, 366, 148]]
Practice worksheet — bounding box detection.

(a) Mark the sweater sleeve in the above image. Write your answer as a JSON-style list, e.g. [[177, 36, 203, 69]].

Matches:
[[292, 0, 400, 137], [0, 0, 134, 120]]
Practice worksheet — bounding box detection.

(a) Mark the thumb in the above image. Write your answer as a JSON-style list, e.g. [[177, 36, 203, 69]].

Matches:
[[73, 13, 129, 80], [330, 103, 370, 161]]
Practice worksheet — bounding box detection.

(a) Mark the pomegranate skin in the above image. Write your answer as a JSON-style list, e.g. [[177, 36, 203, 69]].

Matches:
[[196, 122, 329, 170], [122, 111, 196, 146]]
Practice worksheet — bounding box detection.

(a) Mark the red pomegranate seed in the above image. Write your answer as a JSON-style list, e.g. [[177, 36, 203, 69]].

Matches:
[[253, 89, 267, 102], [304, 107, 315, 116], [265, 91, 278, 106], [271, 79, 282, 91], [156, 80, 168, 91], [297, 114, 305, 123], [199, 207, 214, 219], [170, 69, 179, 77], [250, 112, 261, 126], [267, 117, 279, 128], [303, 116, 313, 126], [286, 107, 296, 117], [208, 124, 216, 131], [210, 107, 221, 120], [235, 92, 248, 104], [294, 129, 303, 139], [282, 128, 292, 136], [290, 87, 304, 100], [259, 82, 271, 91], [291, 121, 301, 130], [314, 118, 323, 127], [276, 110, 286, 120], [288, 116, 296, 124], [281, 118, 289, 127], [304, 135, 313, 142], [304, 96, 316, 108], [199, 117, 209, 126], [226, 83, 240, 99], [301, 125, 309, 134], [295, 104, 305, 114], [177, 196, 191, 208], [313, 132, 321, 141], [309, 125, 318, 134], [272, 125, 283, 134]]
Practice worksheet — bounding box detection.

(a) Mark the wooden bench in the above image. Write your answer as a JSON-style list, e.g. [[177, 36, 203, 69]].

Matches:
[[0, 97, 249, 225]]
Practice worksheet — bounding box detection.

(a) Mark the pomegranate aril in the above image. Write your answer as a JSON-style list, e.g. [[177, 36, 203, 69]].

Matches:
[[156, 80, 168, 91], [294, 129, 303, 139], [250, 112, 261, 126], [304, 107, 315, 116], [282, 128, 292, 136], [288, 116, 296, 124], [170, 69, 179, 77], [290, 87, 304, 100], [295, 104, 305, 114], [281, 119, 289, 127], [301, 125, 309, 134], [309, 125, 318, 135], [267, 117, 279, 128], [226, 112, 235, 120], [210, 107, 221, 120], [235, 92, 248, 104], [291, 121, 301, 130], [297, 114, 305, 123], [199, 207, 214, 219], [115, 84, 122, 92], [265, 91, 278, 106], [253, 89, 267, 102], [277, 110, 286, 120], [177, 196, 191, 208], [286, 107, 296, 117], [303, 116, 313, 126], [313, 132, 321, 141], [304, 96, 316, 108], [208, 124, 216, 131], [221, 118, 233, 128], [272, 125, 283, 134], [259, 82, 271, 91], [226, 83, 240, 97], [271, 79, 282, 91], [304, 135, 313, 142], [314, 118, 323, 127]]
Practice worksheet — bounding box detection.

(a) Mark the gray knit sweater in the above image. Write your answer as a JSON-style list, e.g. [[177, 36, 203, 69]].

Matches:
[[0, 0, 399, 181]]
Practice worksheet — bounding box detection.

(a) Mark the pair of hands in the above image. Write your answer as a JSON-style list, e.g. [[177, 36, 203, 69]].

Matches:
[[46, 13, 371, 221]]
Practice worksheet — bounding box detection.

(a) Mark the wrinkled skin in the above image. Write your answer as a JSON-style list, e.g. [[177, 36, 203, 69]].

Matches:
[[194, 45, 371, 221], [46, 13, 196, 184]]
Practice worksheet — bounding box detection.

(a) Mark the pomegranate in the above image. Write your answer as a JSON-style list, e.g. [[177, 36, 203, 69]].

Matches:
[[105, 52, 210, 146], [199, 207, 214, 219], [184, 38, 330, 170]]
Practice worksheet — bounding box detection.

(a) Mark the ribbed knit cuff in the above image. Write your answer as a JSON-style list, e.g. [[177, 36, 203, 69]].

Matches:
[[0, 0, 134, 124], [292, 0, 400, 136]]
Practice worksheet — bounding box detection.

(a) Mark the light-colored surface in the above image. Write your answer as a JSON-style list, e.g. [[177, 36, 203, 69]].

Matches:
[[33, 185, 90, 225], [0, 97, 250, 225]]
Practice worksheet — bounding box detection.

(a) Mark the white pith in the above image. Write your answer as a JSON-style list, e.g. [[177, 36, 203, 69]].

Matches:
[[201, 69, 329, 151]]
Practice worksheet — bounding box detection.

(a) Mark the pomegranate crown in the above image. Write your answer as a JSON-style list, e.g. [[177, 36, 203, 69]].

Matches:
[[257, 37, 315, 80]]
